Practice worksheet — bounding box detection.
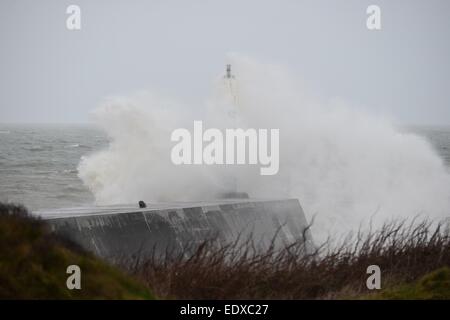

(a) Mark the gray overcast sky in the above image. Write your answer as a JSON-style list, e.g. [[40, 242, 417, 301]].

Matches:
[[0, 0, 449, 125]]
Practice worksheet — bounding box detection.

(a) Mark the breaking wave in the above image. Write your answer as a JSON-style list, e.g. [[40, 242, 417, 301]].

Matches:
[[78, 54, 450, 240]]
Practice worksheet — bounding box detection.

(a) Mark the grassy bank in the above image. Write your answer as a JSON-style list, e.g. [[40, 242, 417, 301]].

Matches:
[[124, 219, 450, 299], [369, 267, 450, 299], [0, 202, 153, 299], [1, 202, 449, 299]]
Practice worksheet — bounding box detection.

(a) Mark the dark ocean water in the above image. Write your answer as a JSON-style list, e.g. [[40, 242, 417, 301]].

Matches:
[[0, 124, 449, 210], [0, 124, 107, 210]]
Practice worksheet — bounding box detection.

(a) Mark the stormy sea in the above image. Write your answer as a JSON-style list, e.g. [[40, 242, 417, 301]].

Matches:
[[0, 124, 449, 209]]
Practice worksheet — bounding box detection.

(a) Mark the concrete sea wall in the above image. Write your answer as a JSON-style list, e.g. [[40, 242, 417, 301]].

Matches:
[[41, 199, 313, 261]]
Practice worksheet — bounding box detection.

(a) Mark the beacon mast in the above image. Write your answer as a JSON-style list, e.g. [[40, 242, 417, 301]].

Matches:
[[223, 64, 239, 120]]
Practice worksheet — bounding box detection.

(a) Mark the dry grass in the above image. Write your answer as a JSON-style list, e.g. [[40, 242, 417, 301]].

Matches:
[[123, 218, 450, 299]]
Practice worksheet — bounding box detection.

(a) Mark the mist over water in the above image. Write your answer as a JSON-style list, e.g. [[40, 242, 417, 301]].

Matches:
[[77, 55, 450, 240]]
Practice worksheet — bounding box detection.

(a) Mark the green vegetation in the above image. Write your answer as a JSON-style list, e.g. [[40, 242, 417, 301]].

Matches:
[[0, 202, 153, 299], [370, 267, 450, 300]]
